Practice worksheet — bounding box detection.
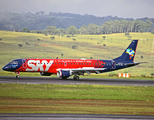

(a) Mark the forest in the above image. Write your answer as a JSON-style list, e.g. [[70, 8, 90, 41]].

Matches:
[[0, 11, 153, 35]]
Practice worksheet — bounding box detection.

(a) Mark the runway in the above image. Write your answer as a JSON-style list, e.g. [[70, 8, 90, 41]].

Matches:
[[1, 113, 154, 120], [0, 76, 154, 86]]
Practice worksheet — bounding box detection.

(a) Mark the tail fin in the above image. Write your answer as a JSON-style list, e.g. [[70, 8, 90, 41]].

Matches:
[[114, 40, 138, 62]]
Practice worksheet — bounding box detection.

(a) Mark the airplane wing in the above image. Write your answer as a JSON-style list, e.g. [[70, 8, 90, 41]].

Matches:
[[57, 67, 107, 75]]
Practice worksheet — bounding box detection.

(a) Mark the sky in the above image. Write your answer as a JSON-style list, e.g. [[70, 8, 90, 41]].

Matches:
[[0, 0, 154, 19]]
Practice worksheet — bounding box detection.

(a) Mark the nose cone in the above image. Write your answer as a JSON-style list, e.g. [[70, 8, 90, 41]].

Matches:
[[2, 64, 12, 71], [2, 66, 6, 71]]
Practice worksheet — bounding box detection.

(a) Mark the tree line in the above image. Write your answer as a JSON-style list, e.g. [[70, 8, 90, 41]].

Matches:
[[0, 12, 154, 32], [25, 19, 152, 35]]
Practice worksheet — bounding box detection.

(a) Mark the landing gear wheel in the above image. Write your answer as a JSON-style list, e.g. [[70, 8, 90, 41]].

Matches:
[[62, 77, 67, 79], [16, 75, 20, 78], [16, 72, 20, 79], [73, 75, 79, 80]]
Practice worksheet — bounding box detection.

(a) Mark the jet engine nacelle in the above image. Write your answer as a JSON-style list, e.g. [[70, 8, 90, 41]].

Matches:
[[40, 72, 52, 76], [57, 70, 72, 79]]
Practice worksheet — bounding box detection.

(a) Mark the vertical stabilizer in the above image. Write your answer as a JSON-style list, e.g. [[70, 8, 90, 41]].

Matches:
[[114, 40, 138, 62]]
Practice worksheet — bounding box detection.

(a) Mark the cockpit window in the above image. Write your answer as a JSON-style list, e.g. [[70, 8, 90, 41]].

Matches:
[[10, 61, 18, 64]]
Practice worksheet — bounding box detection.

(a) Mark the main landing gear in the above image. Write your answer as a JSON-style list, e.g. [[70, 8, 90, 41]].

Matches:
[[16, 72, 20, 78], [61, 75, 79, 80], [73, 75, 79, 80]]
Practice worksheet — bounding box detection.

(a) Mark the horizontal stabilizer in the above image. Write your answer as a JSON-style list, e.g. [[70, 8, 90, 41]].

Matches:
[[125, 62, 148, 66]]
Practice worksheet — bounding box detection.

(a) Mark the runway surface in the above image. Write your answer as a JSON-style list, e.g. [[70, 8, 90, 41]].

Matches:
[[0, 76, 154, 86], [1, 114, 154, 120]]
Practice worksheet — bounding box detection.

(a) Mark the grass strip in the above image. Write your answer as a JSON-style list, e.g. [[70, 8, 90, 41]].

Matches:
[[0, 99, 154, 115], [0, 83, 154, 101], [0, 84, 154, 115]]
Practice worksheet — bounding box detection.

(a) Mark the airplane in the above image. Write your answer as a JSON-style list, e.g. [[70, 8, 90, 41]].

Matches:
[[2, 40, 145, 79]]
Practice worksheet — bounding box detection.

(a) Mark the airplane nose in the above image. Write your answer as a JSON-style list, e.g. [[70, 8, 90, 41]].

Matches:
[[2, 66, 8, 71], [2, 65, 11, 71]]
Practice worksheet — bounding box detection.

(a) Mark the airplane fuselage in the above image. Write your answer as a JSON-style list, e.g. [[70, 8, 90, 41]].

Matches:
[[3, 58, 135, 76]]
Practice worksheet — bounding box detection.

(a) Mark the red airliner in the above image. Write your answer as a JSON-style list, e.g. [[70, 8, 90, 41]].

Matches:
[[2, 40, 145, 79]]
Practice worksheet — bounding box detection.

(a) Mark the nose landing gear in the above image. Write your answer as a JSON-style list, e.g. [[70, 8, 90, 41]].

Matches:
[[16, 72, 20, 78]]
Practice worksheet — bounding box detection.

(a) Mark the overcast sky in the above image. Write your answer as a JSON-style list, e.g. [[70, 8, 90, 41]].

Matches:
[[0, 0, 154, 19]]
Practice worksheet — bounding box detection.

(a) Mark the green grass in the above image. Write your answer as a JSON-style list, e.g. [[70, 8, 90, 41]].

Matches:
[[1, 99, 154, 115], [0, 83, 154, 115], [0, 83, 154, 101], [0, 31, 154, 77]]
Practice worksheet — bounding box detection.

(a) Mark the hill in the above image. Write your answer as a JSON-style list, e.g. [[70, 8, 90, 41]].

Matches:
[[0, 12, 154, 31], [0, 31, 154, 76]]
